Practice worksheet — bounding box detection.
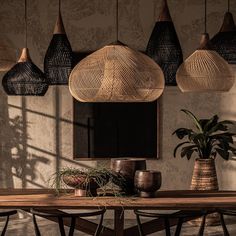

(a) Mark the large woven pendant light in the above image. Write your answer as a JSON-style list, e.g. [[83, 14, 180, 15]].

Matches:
[[0, 46, 16, 71], [146, 0, 183, 86], [176, 0, 234, 92], [211, 0, 236, 65], [69, 0, 164, 102], [44, 0, 73, 85], [2, 0, 48, 96]]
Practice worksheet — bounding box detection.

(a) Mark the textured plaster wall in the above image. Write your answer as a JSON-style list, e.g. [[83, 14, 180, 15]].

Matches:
[[0, 0, 236, 193]]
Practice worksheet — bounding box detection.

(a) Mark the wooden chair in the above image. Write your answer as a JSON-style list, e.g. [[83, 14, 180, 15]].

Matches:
[[134, 209, 206, 236], [30, 208, 106, 236], [217, 209, 236, 236], [0, 210, 17, 236], [198, 209, 236, 236]]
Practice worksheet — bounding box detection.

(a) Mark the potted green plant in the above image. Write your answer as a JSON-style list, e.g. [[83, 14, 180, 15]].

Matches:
[[173, 109, 236, 191], [173, 109, 236, 225]]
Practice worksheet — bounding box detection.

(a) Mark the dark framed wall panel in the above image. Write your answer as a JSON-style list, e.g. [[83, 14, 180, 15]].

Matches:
[[73, 100, 161, 159]]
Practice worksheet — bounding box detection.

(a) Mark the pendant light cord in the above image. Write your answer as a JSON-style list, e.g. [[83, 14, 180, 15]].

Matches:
[[116, 0, 119, 41], [228, 0, 230, 12], [25, 0, 27, 48], [59, 0, 61, 13], [204, 0, 207, 33]]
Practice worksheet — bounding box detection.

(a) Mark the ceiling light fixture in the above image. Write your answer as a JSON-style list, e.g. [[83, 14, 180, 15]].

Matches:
[[69, 0, 164, 102], [2, 0, 48, 96], [176, 0, 234, 92]]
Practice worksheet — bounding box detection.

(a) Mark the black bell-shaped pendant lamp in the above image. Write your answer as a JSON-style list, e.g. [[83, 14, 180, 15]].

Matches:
[[211, 0, 236, 65], [146, 0, 183, 86], [2, 0, 48, 96], [44, 0, 73, 85]]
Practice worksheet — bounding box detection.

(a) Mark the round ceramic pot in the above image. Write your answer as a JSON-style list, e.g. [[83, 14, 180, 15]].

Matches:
[[63, 175, 99, 197], [110, 158, 146, 195], [134, 170, 162, 198]]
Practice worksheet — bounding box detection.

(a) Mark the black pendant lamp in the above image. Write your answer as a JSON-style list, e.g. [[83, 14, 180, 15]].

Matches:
[[211, 0, 236, 64], [2, 0, 48, 96], [44, 0, 73, 85], [146, 0, 183, 86]]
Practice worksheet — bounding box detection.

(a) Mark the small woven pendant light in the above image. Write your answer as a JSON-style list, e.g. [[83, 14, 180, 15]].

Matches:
[[176, 0, 234, 92], [44, 0, 73, 85], [210, 0, 236, 64], [146, 0, 183, 86], [2, 0, 48, 96], [69, 0, 164, 102]]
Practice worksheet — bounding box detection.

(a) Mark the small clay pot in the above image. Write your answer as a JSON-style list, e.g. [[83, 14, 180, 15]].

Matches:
[[63, 175, 99, 197], [110, 158, 146, 194], [134, 170, 162, 198]]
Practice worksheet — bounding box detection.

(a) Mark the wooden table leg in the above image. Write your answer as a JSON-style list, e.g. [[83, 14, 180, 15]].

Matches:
[[114, 208, 124, 236]]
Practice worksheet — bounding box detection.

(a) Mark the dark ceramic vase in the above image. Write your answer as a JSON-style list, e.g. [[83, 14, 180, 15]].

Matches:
[[134, 170, 162, 198], [110, 158, 146, 195]]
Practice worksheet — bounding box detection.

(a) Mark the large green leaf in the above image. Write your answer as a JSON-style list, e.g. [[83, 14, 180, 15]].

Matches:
[[202, 115, 219, 133], [218, 120, 234, 125], [210, 133, 234, 144], [173, 141, 191, 157], [181, 109, 203, 133], [172, 128, 193, 139], [229, 146, 236, 155], [199, 119, 210, 130], [215, 148, 230, 160], [218, 141, 230, 150], [208, 123, 228, 135], [180, 145, 198, 159]]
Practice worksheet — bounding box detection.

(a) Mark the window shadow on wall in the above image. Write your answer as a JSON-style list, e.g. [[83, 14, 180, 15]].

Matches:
[[0, 93, 51, 188], [4, 86, 95, 189]]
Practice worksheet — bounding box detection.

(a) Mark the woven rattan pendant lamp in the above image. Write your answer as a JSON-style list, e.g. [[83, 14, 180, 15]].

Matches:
[[211, 0, 236, 65], [44, 0, 73, 85], [176, 0, 234, 92], [69, 0, 164, 102], [2, 0, 48, 96], [146, 0, 183, 86]]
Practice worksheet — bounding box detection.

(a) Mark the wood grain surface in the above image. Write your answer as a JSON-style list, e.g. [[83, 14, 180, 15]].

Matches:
[[0, 189, 236, 210]]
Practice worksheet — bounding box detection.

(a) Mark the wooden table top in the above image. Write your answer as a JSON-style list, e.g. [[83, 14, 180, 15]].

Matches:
[[0, 189, 236, 210]]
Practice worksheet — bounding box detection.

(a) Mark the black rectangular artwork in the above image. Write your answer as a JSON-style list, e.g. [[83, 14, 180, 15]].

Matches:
[[73, 101, 159, 159]]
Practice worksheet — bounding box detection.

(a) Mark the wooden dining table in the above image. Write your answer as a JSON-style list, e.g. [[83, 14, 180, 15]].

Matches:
[[1, 189, 236, 236]]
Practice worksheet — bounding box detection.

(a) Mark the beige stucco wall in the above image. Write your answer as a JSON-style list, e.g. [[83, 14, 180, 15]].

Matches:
[[0, 0, 236, 193]]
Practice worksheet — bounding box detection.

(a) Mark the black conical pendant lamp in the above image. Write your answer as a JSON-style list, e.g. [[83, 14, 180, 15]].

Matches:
[[146, 0, 183, 86], [211, 0, 236, 65], [44, 0, 73, 85], [2, 0, 48, 96]]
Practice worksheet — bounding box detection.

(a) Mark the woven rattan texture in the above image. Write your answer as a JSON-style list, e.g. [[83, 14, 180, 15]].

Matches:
[[69, 45, 165, 102], [44, 34, 73, 85], [2, 61, 48, 96], [176, 50, 235, 92], [146, 21, 183, 86], [211, 31, 236, 64]]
